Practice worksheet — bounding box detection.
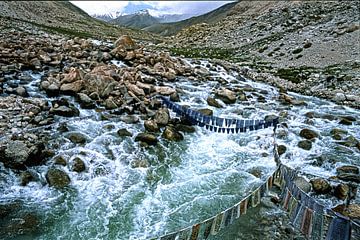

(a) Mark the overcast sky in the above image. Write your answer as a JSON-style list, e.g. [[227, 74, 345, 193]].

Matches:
[[71, 1, 233, 17]]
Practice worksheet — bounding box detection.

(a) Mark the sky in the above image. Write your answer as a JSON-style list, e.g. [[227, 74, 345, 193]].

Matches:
[[71, 1, 234, 17]]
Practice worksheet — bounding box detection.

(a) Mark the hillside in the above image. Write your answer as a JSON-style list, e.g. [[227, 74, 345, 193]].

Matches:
[[0, 1, 157, 41], [161, 0, 360, 108], [144, 1, 238, 36], [110, 10, 160, 29]]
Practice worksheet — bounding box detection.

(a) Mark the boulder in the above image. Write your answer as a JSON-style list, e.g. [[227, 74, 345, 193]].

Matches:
[[215, 88, 237, 104], [310, 178, 331, 194], [334, 183, 349, 200], [154, 86, 176, 95], [207, 96, 223, 108], [299, 128, 319, 139], [61, 68, 84, 83], [54, 155, 67, 166], [197, 108, 213, 116], [20, 171, 34, 186], [298, 140, 312, 150], [71, 157, 86, 173], [127, 83, 145, 96], [135, 133, 158, 145], [60, 80, 85, 95], [0, 140, 29, 170], [15, 86, 29, 97], [50, 105, 79, 117], [46, 83, 60, 97], [45, 168, 70, 188], [162, 127, 184, 141], [336, 165, 359, 175], [117, 128, 133, 137], [77, 93, 95, 109], [154, 108, 169, 126], [277, 145, 287, 155], [114, 35, 137, 50], [144, 120, 160, 132], [65, 132, 87, 144]]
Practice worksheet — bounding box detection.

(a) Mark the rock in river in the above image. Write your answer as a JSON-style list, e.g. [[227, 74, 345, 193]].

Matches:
[[46, 168, 70, 188]]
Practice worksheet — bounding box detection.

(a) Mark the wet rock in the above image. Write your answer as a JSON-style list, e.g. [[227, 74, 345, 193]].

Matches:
[[298, 140, 312, 150], [15, 86, 28, 97], [154, 108, 169, 126], [170, 92, 180, 102], [71, 157, 86, 173], [54, 155, 67, 166], [175, 124, 196, 133], [310, 178, 331, 194], [104, 98, 118, 110], [154, 86, 176, 95], [144, 120, 160, 132], [215, 88, 236, 104], [330, 128, 348, 136], [337, 136, 359, 148], [45, 168, 70, 188], [336, 165, 359, 175], [20, 171, 34, 186], [77, 93, 95, 109], [337, 173, 360, 183], [46, 83, 60, 97], [1, 213, 40, 238], [135, 133, 158, 145], [65, 132, 87, 144], [197, 108, 213, 116], [0, 140, 29, 170], [117, 128, 133, 137], [114, 35, 137, 50], [50, 105, 79, 117], [294, 176, 311, 193], [62, 68, 84, 83], [162, 127, 184, 141], [332, 204, 360, 220], [0, 202, 21, 218], [299, 128, 318, 140], [207, 96, 223, 108], [60, 80, 85, 95], [339, 116, 356, 125], [334, 183, 349, 200], [277, 145, 287, 155]]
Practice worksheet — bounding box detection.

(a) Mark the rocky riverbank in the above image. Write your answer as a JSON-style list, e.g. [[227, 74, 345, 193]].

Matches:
[[160, 1, 360, 109]]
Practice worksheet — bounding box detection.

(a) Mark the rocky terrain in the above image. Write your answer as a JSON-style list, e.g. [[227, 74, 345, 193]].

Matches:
[[0, 1, 359, 239], [162, 0, 360, 109], [0, 1, 158, 41]]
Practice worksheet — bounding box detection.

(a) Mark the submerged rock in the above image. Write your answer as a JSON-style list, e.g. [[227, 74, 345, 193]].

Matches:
[[294, 176, 311, 193], [50, 105, 79, 117], [336, 165, 359, 175], [277, 145, 287, 155], [71, 157, 86, 173], [207, 96, 223, 108], [45, 168, 70, 188], [20, 171, 34, 186], [65, 132, 87, 144], [117, 128, 133, 137], [298, 140, 312, 150], [135, 133, 158, 145], [334, 183, 349, 200]]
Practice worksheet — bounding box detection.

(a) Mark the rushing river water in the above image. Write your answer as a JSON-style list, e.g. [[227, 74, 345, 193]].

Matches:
[[0, 59, 359, 240]]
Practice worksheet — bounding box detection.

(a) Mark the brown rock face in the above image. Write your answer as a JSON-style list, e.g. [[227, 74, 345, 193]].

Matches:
[[114, 35, 137, 50], [61, 68, 84, 84], [310, 178, 331, 194], [215, 88, 237, 104]]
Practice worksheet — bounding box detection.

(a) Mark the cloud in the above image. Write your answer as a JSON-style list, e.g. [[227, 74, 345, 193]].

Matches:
[[71, 1, 234, 17]]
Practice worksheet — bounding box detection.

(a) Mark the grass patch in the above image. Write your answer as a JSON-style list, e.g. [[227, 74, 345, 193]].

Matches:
[[169, 47, 235, 60], [275, 66, 316, 84]]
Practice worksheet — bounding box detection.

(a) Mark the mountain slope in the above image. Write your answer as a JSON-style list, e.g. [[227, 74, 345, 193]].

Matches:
[[144, 1, 238, 36], [110, 10, 160, 29], [0, 1, 157, 41]]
